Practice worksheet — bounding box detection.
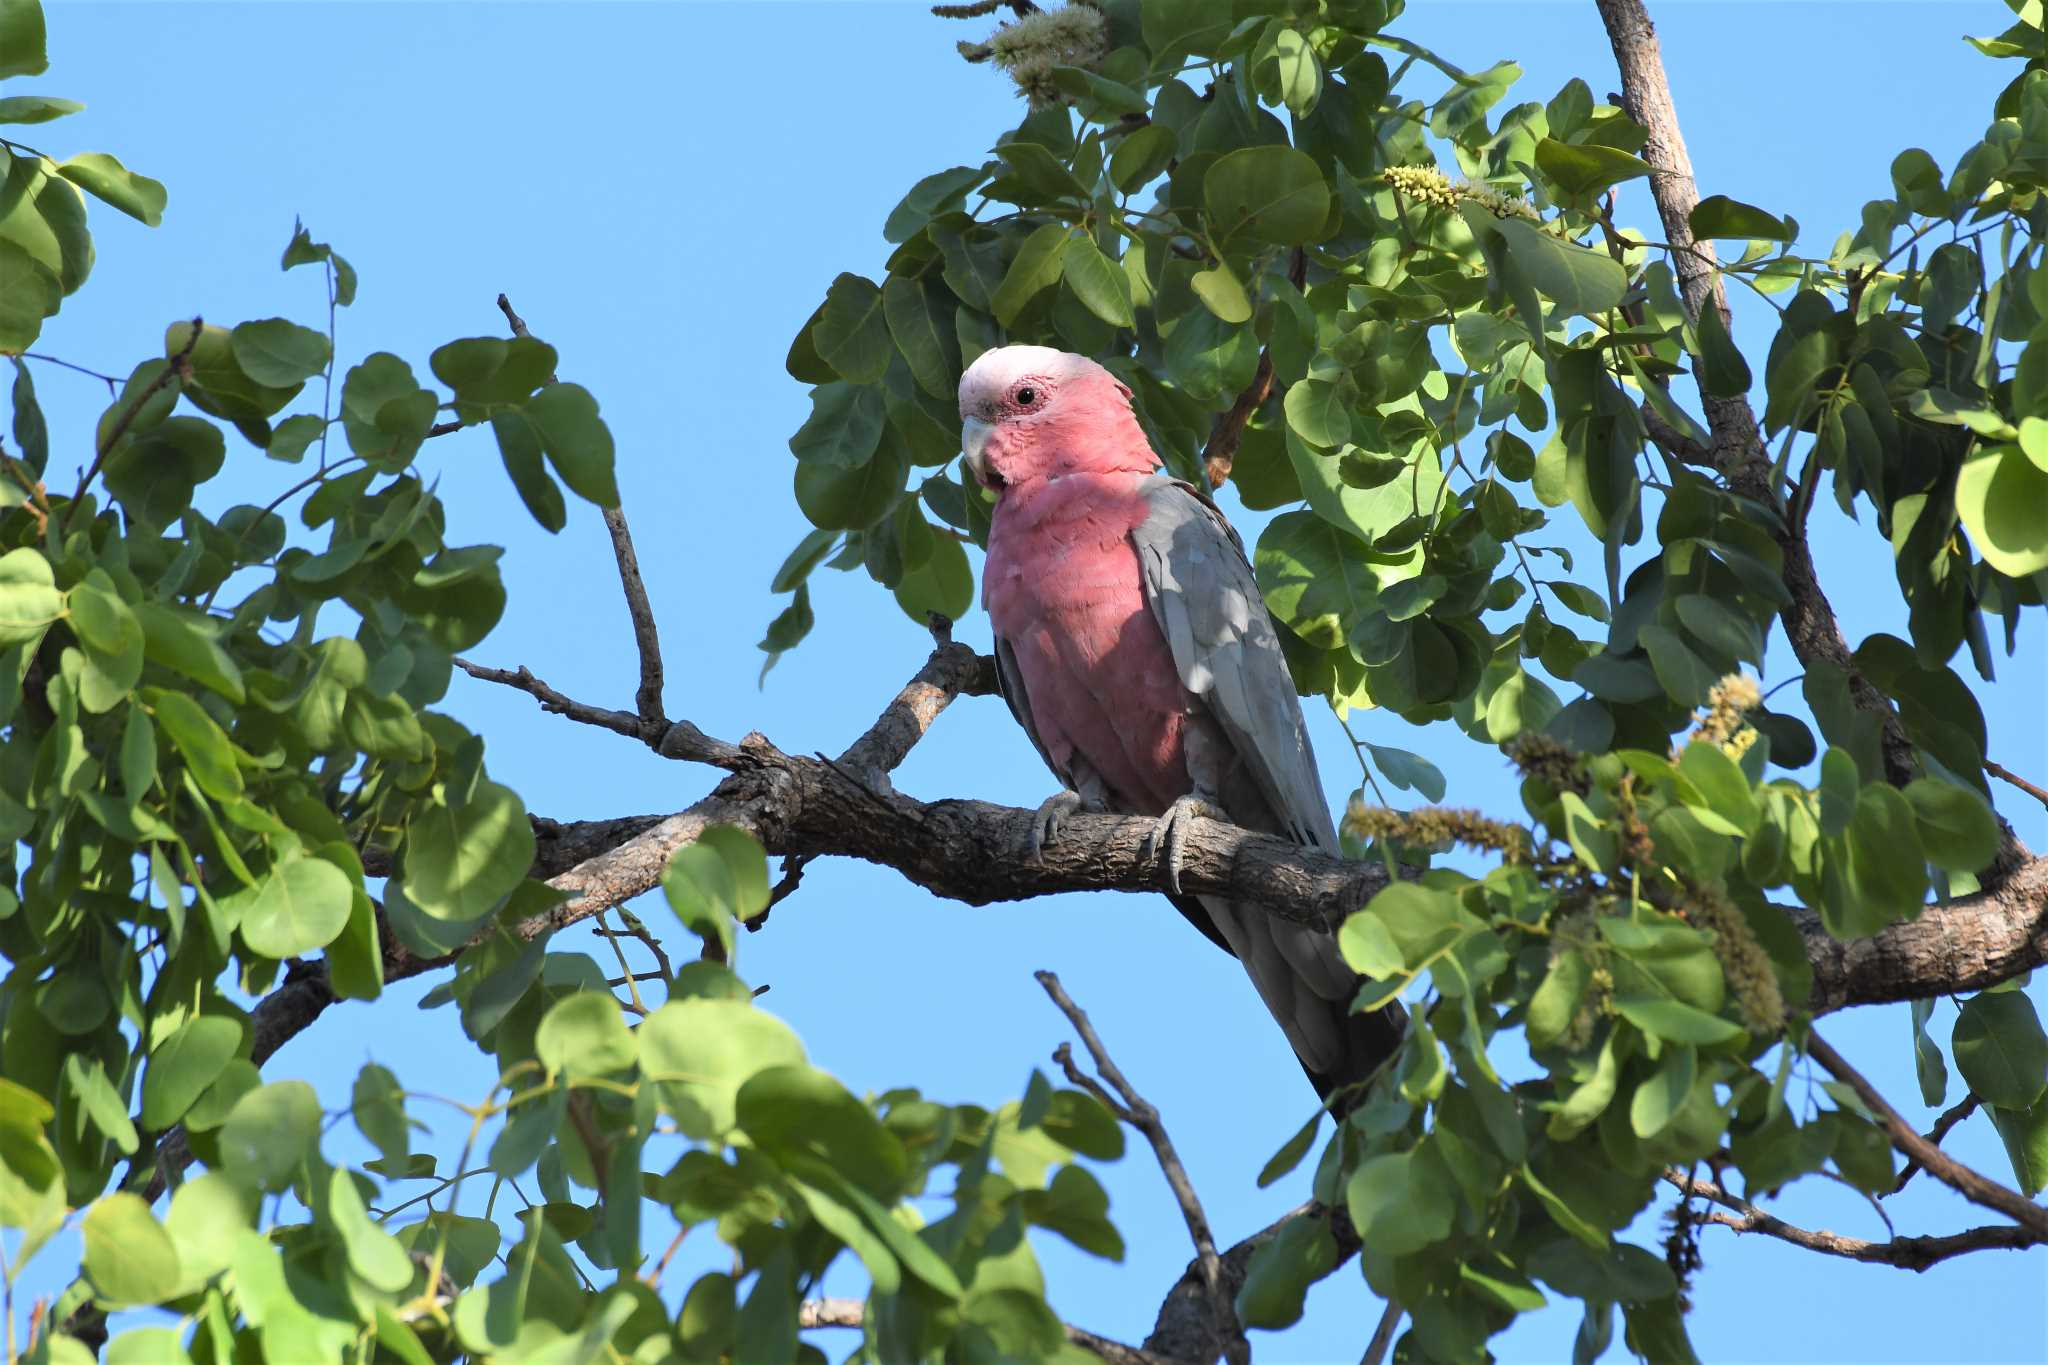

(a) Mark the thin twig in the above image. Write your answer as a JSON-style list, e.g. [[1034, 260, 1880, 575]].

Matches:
[[750, 853, 815, 932], [1805, 1032, 2048, 1237], [1362, 1299, 1403, 1365], [1036, 970, 1246, 1365], [1661, 1170, 2039, 1270], [71, 317, 201, 526], [452, 657, 645, 739], [799, 1296, 1167, 1364], [1201, 347, 1274, 490], [21, 351, 120, 393], [1987, 761, 2048, 811], [1891, 1096, 1981, 1195]]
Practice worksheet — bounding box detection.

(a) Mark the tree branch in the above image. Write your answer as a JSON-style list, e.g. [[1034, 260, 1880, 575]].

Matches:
[[797, 1295, 1175, 1365], [1037, 971, 1246, 1365], [1661, 1170, 2040, 1271], [1805, 1032, 2048, 1238], [601, 504, 666, 732], [1145, 1202, 1365, 1363], [1595, 0, 1921, 791]]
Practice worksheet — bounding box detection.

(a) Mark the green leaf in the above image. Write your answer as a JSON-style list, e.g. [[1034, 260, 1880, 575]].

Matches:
[[1988, 1093, 2048, 1197], [991, 223, 1070, 327], [490, 409, 565, 531], [1534, 138, 1652, 197], [1190, 262, 1253, 324], [737, 1064, 909, 1201], [1257, 1110, 1323, 1189], [150, 689, 242, 801], [141, 1016, 240, 1131], [1110, 123, 1176, 192], [1676, 741, 1759, 835], [57, 152, 164, 226], [1902, 779, 2000, 872], [1235, 1214, 1338, 1330], [1910, 998, 1948, 1109], [228, 317, 331, 388], [662, 825, 769, 958], [640, 998, 804, 1139], [1527, 950, 1590, 1051], [0, 236, 55, 351], [1203, 146, 1330, 247], [1545, 580, 1609, 623], [402, 780, 535, 924], [795, 440, 906, 529], [352, 1063, 409, 1166], [1953, 992, 2048, 1109], [535, 991, 638, 1078], [1365, 744, 1447, 802], [525, 382, 620, 507], [0, 0, 47, 79], [1688, 195, 1793, 242], [813, 273, 892, 384], [327, 1165, 414, 1293], [1956, 445, 2048, 577], [216, 1081, 322, 1192], [1630, 1044, 1696, 1138], [1062, 237, 1135, 328], [235, 855, 354, 959], [1346, 1149, 1455, 1257], [82, 1194, 182, 1307], [882, 165, 987, 244], [0, 546, 60, 648], [1612, 996, 1743, 1046], [1675, 592, 1761, 665], [1846, 784, 1928, 927], [893, 525, 972, 624], [788, 381, 887, 469], [1494, 217, 1627, 317], [882, 275, 955, 399], [1637, 623, 1715, 707], [134, 602, 245, 702], [1284, 379, 1350, 450]]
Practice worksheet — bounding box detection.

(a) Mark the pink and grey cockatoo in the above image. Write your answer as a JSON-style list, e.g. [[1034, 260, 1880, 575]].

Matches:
[[959, 344, 1401, 1100]]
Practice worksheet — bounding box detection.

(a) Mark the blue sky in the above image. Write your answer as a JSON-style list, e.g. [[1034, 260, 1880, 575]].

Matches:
[[18, 3, 2047, 1362]]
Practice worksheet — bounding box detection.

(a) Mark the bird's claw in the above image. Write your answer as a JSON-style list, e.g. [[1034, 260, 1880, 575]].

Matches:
[[1145, 793, 1216, 896], [1031, 789, 1089, 861]]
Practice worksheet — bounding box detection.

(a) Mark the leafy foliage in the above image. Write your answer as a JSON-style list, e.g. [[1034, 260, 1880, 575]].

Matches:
[[0, 0, 2043, 1362]]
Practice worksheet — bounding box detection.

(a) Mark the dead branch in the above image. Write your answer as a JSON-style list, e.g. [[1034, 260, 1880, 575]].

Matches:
[[1037, 971, 1245, 1365], [1661, 1170, 2040, 1271]]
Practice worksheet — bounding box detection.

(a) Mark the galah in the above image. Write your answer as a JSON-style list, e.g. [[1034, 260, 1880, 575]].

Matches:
[[959, 344, 1402, 1100]]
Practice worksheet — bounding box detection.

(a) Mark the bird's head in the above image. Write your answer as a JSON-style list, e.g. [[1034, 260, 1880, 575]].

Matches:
[[956, 344, 1155, 492]]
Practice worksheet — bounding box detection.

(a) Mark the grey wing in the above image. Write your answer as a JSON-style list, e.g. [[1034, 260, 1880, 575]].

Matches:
[[1129, 475, 1339, 849], [1132, 476, 1400, 1100]]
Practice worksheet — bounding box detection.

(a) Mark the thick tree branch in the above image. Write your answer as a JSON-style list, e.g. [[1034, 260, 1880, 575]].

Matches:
[[1145, 1202, 1366, 1364], [1037, 971, 1246, 1365], [1805, 1032, 2048, 1238], [1661, 1170, 2040, 1270]]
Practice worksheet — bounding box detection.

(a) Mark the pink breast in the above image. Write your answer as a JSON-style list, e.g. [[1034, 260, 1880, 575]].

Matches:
[[984, 476, 1193, 814]]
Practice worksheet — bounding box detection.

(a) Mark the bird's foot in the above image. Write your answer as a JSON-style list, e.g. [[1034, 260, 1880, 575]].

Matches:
[[1030, 789, 1098, 860], [1144, 792, 1218, 896]]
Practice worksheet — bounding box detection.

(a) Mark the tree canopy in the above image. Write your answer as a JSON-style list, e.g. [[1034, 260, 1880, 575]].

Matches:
[[0, 0, 2044, 1362]]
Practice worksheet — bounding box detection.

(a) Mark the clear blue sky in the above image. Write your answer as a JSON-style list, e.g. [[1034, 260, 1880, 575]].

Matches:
[[22, 3, 2047, 1361]]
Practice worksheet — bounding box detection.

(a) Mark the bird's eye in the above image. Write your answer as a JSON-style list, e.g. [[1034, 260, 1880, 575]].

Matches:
[[1016, 387, 1037, 406]]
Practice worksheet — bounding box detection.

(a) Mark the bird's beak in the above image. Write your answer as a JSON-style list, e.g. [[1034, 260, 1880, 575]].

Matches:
[[961, 416, 996, 487]]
